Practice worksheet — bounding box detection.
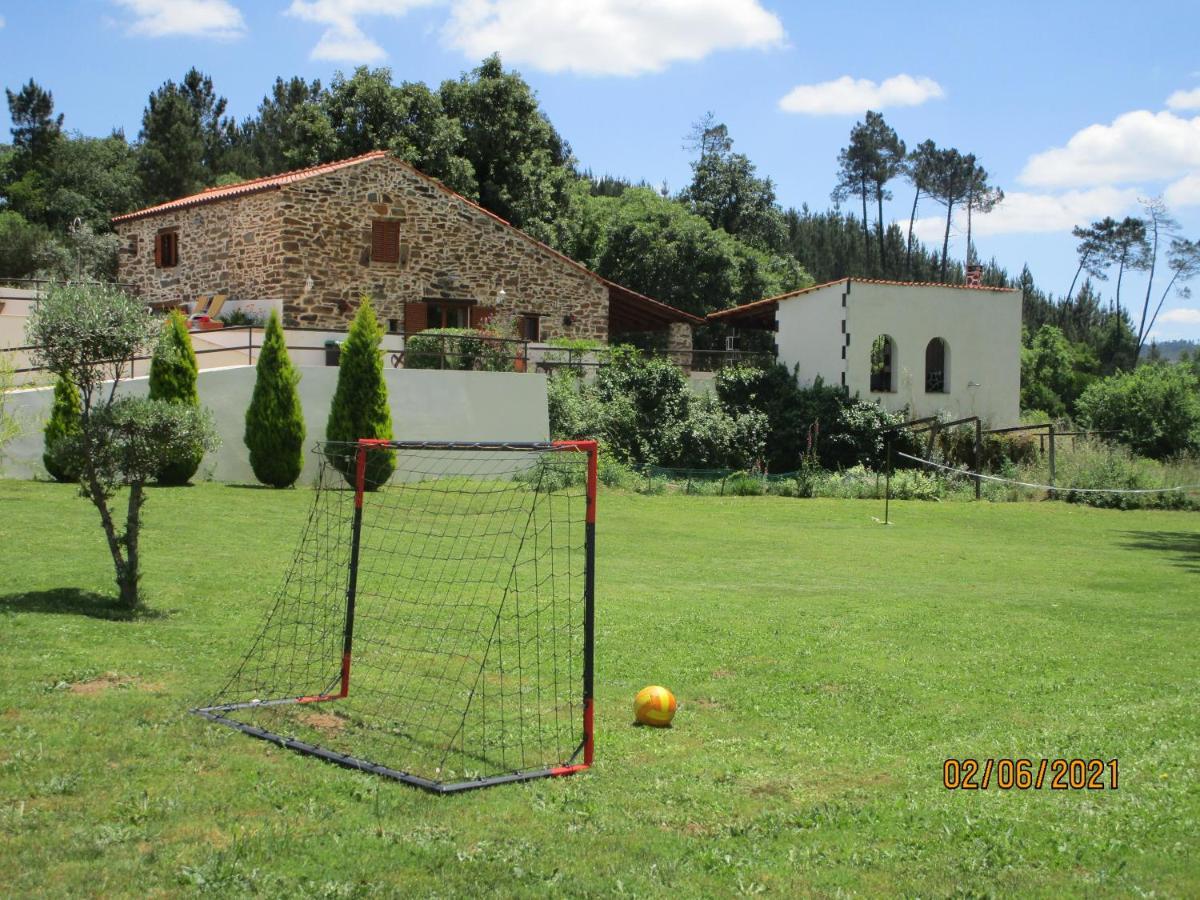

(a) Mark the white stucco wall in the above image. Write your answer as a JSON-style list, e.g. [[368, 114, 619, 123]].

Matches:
[[772, 280, 1020, 427], [1, 366, 549, 483], [774, 282, 848, 390]]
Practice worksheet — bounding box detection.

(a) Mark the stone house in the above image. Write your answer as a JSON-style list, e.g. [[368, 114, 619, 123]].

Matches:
[[709, 277, 1022, 426], [112, 150, 698, 349]]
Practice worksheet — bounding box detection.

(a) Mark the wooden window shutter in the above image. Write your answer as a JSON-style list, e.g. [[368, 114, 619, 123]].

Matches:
[[372, 220, 400, 263], [469, 306, 495, 329], [154, 233, 163, 267], [404, 301, 428, 334]]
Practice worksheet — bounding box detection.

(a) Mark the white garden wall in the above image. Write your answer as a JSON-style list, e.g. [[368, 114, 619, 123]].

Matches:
[[1, 366, 549, 484]]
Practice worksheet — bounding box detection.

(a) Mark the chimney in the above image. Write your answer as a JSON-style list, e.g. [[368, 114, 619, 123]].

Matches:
[[965, 265, 983, 287]]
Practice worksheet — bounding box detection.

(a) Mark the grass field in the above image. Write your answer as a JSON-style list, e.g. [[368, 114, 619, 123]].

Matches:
[[1, 480, 1198, 897]]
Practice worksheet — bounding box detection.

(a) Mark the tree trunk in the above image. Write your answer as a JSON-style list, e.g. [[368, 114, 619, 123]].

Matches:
[[940, 201, 954, 281], [1065, 260, 1085, 303], [1136, 224, 1161, 358], [118, 482, 146, 609], [1140, 269, 1180, 358], [906, 188, 920, 278], [860, 182, 870, 270], [966, 192, 974, 266], [1115, 257, 1126, 316], [81, 452, 130, 605], [876, 188, 887, 274]]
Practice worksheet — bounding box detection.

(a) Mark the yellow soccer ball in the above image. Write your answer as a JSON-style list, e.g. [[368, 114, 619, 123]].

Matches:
[[634, 685, 677, 727]]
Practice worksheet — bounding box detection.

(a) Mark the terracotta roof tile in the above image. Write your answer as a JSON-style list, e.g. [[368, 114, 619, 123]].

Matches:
[[111, 151, 391, 223], [707, 276, 1018, 321]]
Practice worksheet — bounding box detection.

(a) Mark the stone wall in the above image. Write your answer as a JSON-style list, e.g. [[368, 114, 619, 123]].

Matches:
[[115, 157, 611, 341], [113, 191, 282, 309], [276, 157, 609, 340]]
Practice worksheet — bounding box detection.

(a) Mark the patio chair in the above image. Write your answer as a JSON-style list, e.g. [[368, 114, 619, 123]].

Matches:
[[189, 295, 212, 318], [205, 294, 228, 321]]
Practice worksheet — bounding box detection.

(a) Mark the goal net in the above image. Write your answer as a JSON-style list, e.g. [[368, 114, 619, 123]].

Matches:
[[194, 439, 596, 793]]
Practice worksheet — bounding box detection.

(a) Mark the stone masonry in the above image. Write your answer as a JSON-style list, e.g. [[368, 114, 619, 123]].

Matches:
[[115, 154, 611, 341]]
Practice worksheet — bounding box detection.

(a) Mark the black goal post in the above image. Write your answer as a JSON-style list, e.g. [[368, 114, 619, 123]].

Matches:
[[193, 438, 597, 793]]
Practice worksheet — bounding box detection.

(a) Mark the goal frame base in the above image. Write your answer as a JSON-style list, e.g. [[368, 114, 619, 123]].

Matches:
[[190, 704, 590, 794]]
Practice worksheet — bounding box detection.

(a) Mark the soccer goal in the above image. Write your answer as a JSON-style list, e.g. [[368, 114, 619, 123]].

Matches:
[[194, 439, 596, 793]]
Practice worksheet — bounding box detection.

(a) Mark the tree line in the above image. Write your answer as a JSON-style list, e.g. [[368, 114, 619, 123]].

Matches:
[[2, 56, 1196, 386]]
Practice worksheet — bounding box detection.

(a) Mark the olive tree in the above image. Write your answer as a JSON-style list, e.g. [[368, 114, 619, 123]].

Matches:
[[26, 284, 218, 608]]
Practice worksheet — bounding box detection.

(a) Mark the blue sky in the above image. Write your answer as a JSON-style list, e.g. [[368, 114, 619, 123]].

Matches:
[[3, 0, 1199, 340]]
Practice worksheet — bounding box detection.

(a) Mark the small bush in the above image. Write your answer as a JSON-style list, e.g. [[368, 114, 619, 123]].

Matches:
[[43, 376, 82, 482], [244, 310, 306, 488], [148, 310, 203, 485], [325, 298, 394, 488], [724, 472, 765, 496], [405, 328, 513, 371]]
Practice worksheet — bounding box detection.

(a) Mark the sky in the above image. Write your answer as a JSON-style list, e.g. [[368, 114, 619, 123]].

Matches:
[[2, 0, 1199, 341]]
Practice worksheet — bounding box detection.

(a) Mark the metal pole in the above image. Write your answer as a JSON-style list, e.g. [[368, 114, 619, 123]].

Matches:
[[1048, 425, 1057, 498], [884, 433, 892, 525], [974, 418, 982, 501]]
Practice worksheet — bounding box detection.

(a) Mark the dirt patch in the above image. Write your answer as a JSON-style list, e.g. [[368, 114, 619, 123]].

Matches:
[[712, 668, 735, 679], [301, 712, 346, 733], [750, 780, 794, 798], [68, 673, 133, 695], [689, 697, 722, 710], [138, 682, 167, 694], [3, 708, 19, 719]]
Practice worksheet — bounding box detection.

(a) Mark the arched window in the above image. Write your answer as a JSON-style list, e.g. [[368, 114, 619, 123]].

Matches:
[[925, 337, 948, 393], [870, 334, 895, 393]]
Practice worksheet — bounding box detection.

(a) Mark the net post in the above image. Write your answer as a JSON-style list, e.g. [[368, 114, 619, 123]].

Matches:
[[583, 440, 597, 767], [337, 440, 371, 698]]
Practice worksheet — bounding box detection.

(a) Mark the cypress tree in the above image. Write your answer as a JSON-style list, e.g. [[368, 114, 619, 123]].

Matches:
[[244, 309, 306, 487], [43, 375, 82, 482], [326, 297, 394, 487], [148, 309, 203, 485]]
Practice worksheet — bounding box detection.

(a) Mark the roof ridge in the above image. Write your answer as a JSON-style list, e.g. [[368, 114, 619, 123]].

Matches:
[[111, 150, 390, 223]]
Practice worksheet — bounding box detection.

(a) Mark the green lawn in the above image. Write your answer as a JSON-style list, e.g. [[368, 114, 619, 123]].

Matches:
[[1, 480, 1198, 897]]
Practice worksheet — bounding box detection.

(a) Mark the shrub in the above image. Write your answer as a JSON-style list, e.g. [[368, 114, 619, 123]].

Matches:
[[1076, 364, 1200, 460], [594, 346, 690, 465], [244, 310, 306, 488], [326, 298, 394, 488], [43, 375, 82, 482], [936, 426, 1040, 472], [677, 392, 768, 470], [405, 328, 513, 371], [148, 310, 204, 485]]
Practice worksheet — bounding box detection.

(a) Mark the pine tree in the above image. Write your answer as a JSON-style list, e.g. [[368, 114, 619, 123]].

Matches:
[[325, 297, 394, 488], [244, 310, 306, 487], [43, 375, 82, 482], [148, 310, 204, 484]]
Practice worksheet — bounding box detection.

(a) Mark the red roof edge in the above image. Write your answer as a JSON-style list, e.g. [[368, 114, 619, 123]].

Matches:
[[707, 276, 1018, 321]]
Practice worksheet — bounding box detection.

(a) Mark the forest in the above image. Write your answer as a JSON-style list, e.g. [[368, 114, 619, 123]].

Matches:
[[2, 54, 1198, 420]]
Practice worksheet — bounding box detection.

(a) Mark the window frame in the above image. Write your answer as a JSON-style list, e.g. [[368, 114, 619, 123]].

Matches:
[[155, 229, 179, 269], [371, 219, 401, 264], [925, 337, 949, 394], [869, 334, 895, 393]]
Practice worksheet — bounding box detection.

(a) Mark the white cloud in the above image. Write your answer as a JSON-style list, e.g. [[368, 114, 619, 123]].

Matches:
[[0, 15, 6, 29], [1156, 308, 1200, 325], [443, 0, 785, 77], [911, 186, 1139, 243], [1166, 86, 1200, 111], [111, 0, 245, 40], [287, 0, 440, 64], [1165, 172, 1200, 208], [779, 74, 944, 115], [1019, 110, 1200, 189]]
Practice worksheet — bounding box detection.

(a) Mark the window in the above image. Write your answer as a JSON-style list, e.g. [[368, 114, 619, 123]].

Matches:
[[154, 230, 179, 268], [427, 301, 470, 329], [519, 314, 540, 342], [869, 334, 895, 393], [925, 337, 948, 393], [372, 220, 400, 263]]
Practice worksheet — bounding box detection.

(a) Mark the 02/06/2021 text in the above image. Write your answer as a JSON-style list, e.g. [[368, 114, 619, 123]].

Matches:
[[943, 758, 1118, 790]]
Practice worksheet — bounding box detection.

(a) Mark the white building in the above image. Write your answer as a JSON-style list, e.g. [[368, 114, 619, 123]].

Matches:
[[710, 278, 1022, 427]]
